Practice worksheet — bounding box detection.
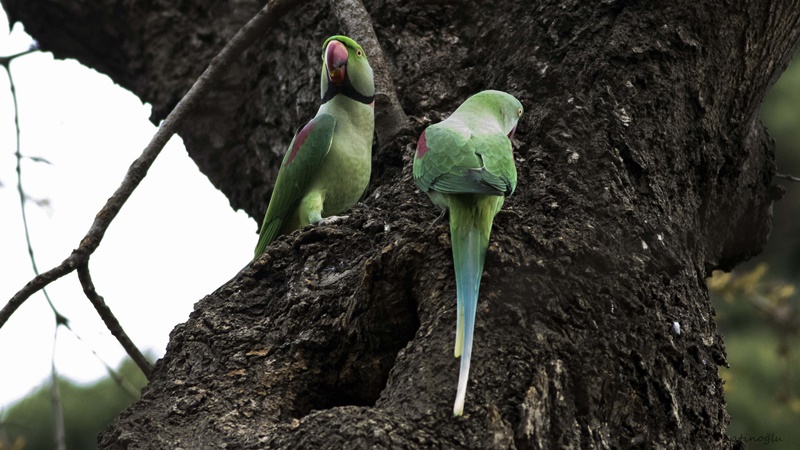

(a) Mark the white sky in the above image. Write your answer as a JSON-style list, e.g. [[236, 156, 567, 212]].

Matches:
[[0, 13, 256, 409]]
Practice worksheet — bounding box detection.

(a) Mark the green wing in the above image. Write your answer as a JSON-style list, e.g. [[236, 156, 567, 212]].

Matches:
[[254, 113, 336, 258], [413, 121, 516, 196], [474, 132, 517, 196]]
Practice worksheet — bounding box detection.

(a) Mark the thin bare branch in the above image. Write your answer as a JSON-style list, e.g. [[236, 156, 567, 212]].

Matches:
[[3, 58, 68, 325], [24, 155, 53, 164], [77, 262, 154, 378], [2, 260, 80, 329], [330, 0, 410, 145], [776, 172, 800, 183], [0, 47, 38, 66], [50, 328, 66, 450], [63, 325, 143, 399], [0, 0, 309, 330]]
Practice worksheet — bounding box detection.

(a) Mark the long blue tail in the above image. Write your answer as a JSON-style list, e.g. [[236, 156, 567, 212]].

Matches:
[[450, 202, 491, 416]]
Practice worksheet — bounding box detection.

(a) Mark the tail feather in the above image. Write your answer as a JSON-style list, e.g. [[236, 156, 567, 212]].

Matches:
[[253, 218, 283, 260], [449, 200, 492, 416]]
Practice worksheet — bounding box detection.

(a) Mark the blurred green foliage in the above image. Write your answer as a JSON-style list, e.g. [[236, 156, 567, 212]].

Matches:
[[0, 359, 147, 450], [712, 47, 800, 448], [711, 265, 799, 449], [758, 52, 800, 280]]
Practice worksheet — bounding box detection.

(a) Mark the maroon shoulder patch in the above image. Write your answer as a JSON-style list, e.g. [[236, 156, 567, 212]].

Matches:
[[416, 131, 430, 158], [287, 121, 315, 165]]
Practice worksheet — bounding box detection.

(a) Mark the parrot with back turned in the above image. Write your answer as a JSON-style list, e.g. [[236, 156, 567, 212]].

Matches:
[[413, 90, 523, 416], [253, 35, 375, 259]]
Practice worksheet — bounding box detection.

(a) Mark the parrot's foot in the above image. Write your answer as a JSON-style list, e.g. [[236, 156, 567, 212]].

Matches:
[[318, 215, 349, 226]]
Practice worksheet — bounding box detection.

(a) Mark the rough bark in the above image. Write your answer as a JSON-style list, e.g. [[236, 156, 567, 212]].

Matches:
[[3, 0, 799, 448]]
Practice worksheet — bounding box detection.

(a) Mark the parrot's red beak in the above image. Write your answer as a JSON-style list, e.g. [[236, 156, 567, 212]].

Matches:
[[508, 124, 517, 140], [325, 40, 348, 85]]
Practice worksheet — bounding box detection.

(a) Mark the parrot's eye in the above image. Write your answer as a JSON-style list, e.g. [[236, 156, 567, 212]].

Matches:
[[357, 49, 363, 57], [517, 108, 523, 117]]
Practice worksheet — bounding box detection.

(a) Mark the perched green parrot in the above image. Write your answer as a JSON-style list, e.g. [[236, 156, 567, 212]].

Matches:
[[413, 90, 523, 416], [253, 35, 375, 259]]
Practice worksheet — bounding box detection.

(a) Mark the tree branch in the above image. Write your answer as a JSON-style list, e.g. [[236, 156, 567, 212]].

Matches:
[[329, 0, 410, 145], [2, 50, 68, 326], [0, 0, 309, 329], [776, 172, 800, 183], [0, 46, 38, 65], [49, 328, 66, 450], [4, 46, 140, 424], [63, 325, 143, 399], [77, 262, 154, 378]]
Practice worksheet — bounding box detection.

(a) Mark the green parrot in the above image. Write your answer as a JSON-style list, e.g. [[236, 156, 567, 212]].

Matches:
[[253, 35, 375, 259], [413, 90, 523, 416]]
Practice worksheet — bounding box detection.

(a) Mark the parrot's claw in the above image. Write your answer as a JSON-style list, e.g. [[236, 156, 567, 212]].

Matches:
[[318, 215, 349, 226]]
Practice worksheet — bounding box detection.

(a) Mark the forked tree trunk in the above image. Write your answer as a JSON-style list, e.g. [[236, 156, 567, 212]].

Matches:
[[3, 0, 799, 448]]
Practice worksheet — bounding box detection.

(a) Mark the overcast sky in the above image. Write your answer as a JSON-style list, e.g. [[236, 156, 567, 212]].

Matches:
[[0, 12, 255, 409]]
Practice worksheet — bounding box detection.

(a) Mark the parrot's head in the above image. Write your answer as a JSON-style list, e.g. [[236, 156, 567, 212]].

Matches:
[[506, 99, 523, 140], [492, 91, 523, 140], [320, 36, 375, 103], [459, 90, 523, 139], [488, 91, 524, 139]]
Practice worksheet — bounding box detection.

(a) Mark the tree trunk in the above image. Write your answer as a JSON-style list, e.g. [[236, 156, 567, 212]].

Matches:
[[3, 0, 799, 448]]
